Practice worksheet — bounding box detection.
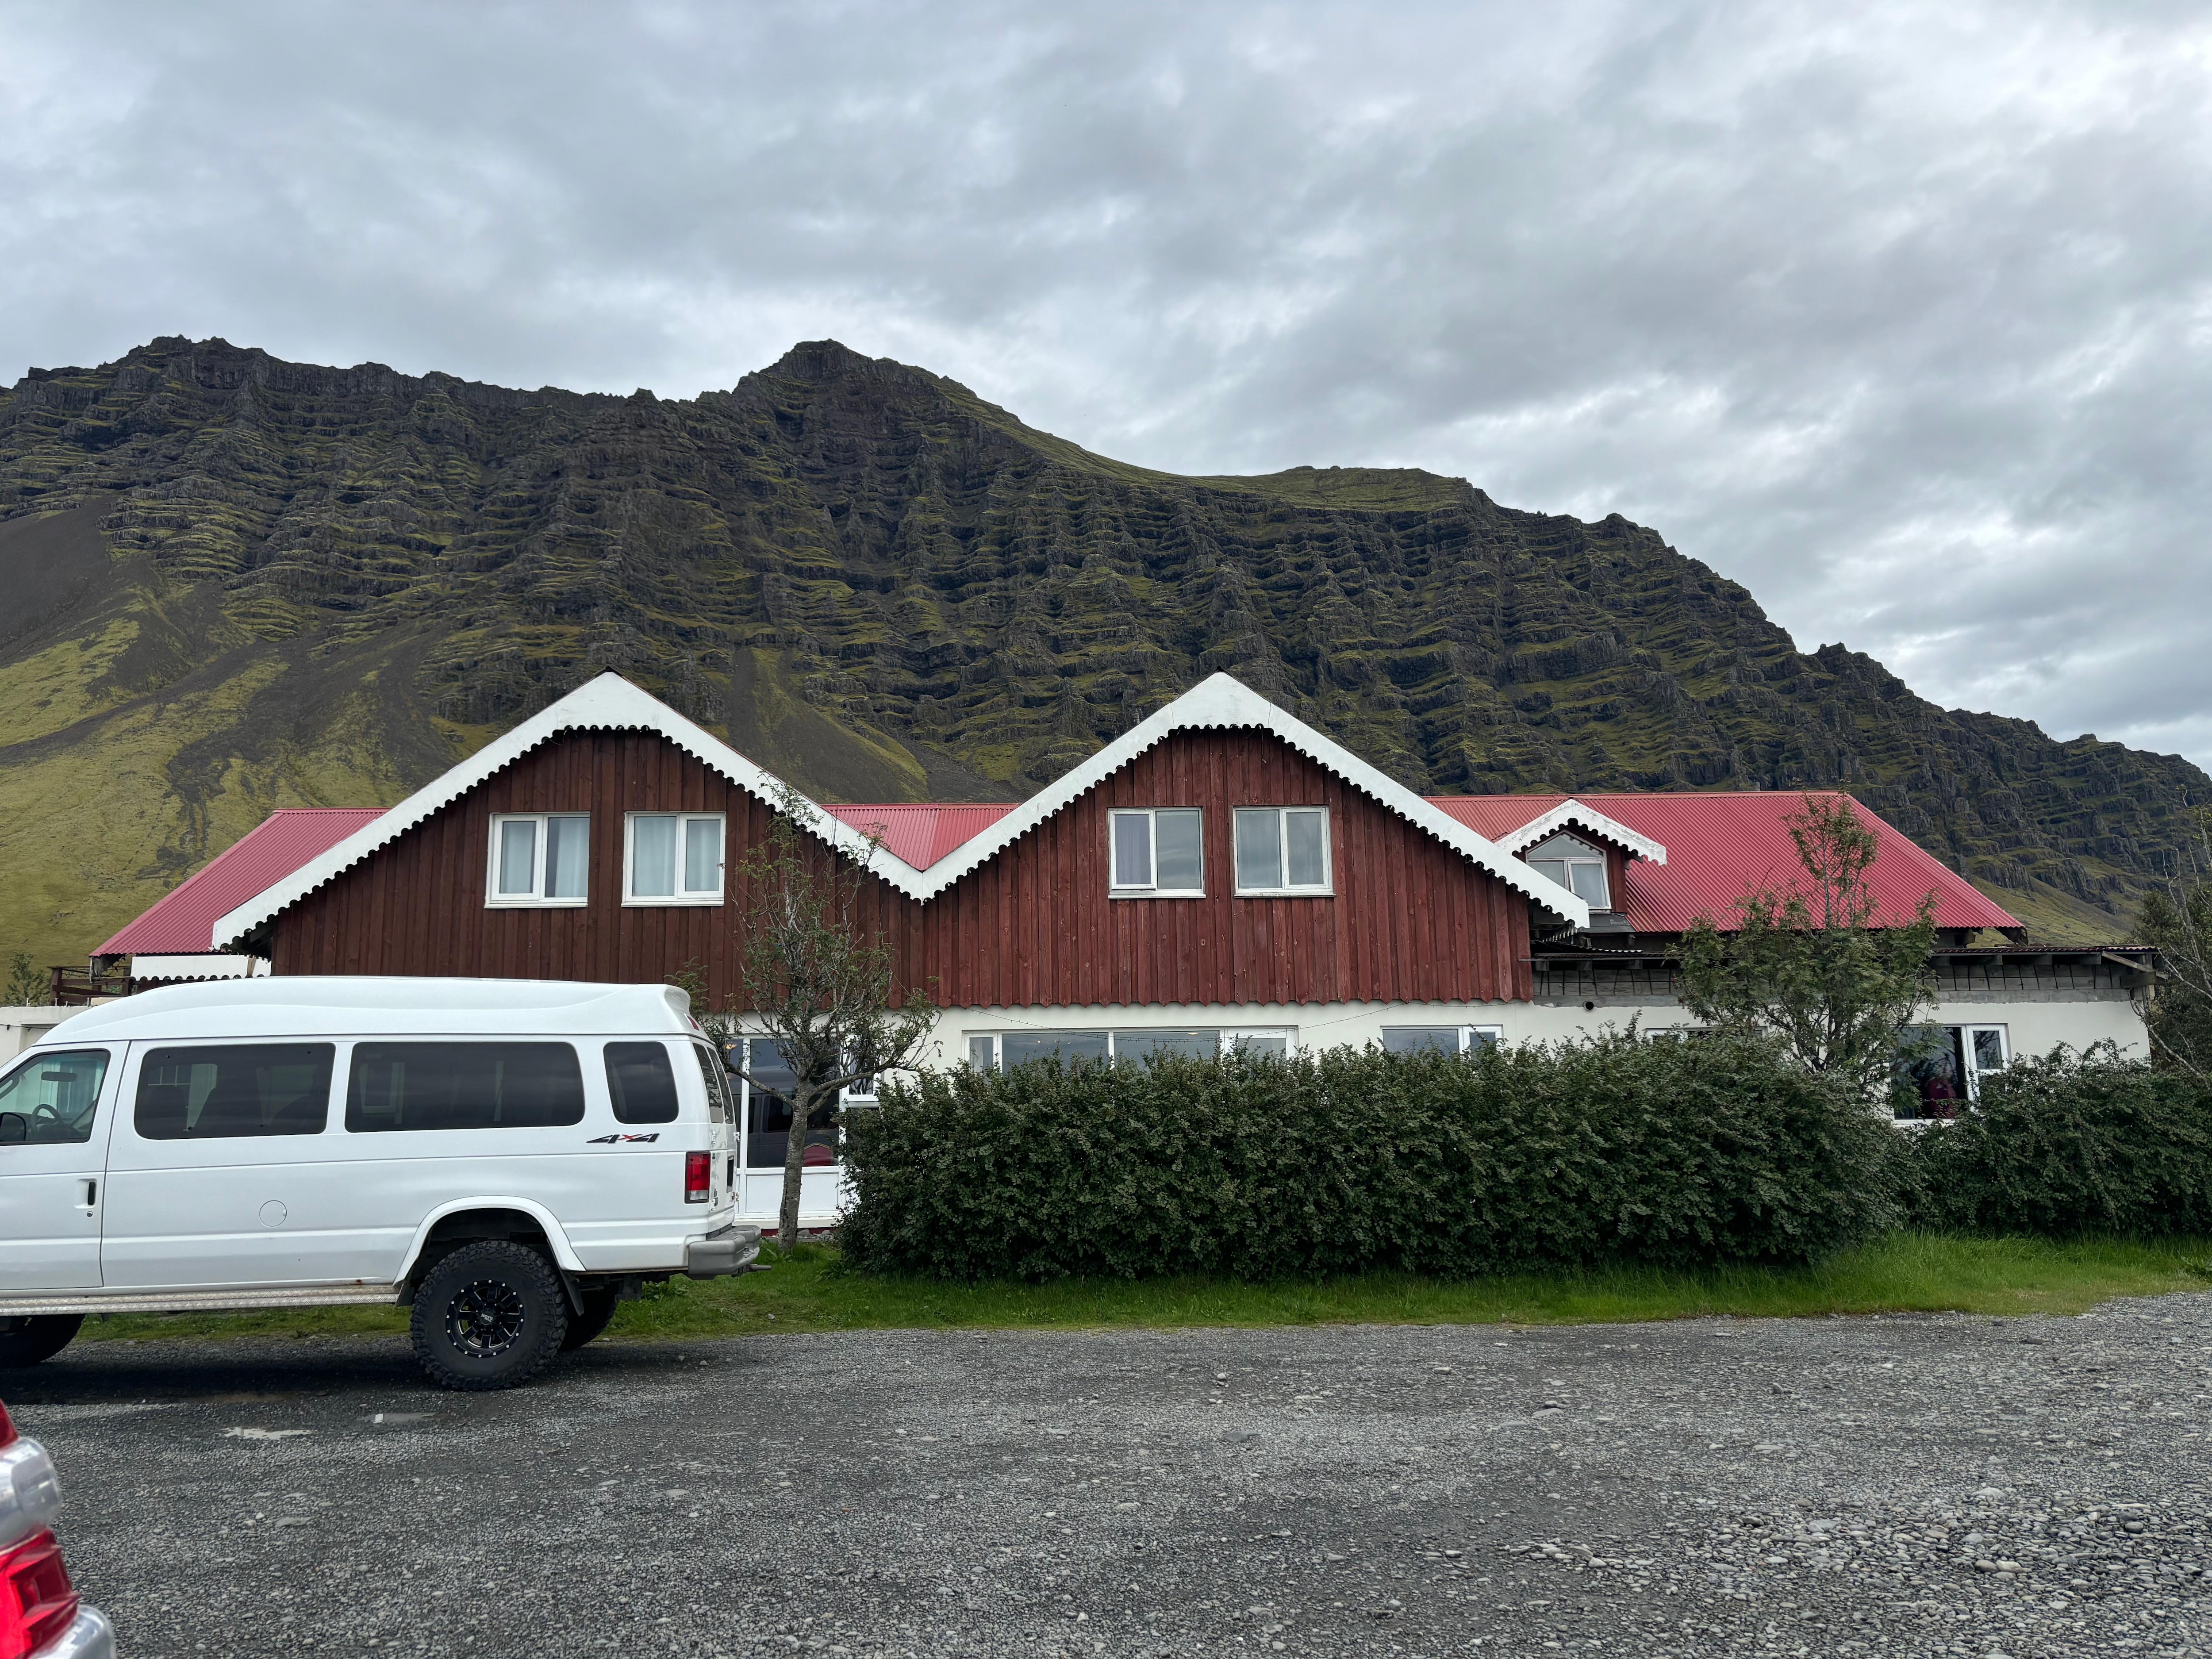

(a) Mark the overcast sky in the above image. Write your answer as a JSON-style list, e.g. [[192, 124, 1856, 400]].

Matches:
[[5, 1, 2210, 767]]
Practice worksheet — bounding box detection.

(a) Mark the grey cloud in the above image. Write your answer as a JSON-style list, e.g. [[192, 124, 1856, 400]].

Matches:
[[2, 0, 2207, 762]]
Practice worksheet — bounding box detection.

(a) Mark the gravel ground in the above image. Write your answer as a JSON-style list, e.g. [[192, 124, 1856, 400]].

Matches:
[[12, 1292, 2211, 1659]]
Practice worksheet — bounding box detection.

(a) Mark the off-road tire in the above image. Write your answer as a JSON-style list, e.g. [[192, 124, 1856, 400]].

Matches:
[[409, 1241, 569, 1391], [559, 1285, 620, 1352], [0, 1315, 81, 1368]]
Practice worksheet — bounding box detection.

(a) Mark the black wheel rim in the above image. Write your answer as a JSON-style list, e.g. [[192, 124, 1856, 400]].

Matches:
[[445, 1279, 528, 1361]]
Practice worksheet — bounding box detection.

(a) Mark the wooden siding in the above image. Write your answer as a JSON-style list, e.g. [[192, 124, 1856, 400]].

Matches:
[[272, 728, 1533, 1008]]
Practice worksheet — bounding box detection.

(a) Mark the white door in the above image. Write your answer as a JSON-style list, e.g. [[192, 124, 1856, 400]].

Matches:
[[0, 1047, 118, 1290], [737, 1039, 847, 1224], [100, 1040, 371, 1290], [556, 1038, 728, 1272]]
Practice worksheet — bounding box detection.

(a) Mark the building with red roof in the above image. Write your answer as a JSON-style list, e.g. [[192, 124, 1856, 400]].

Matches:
[[1428, 791, 2021, 938], [86, 673, 2149, 1220], [92, 809, 383, 986]]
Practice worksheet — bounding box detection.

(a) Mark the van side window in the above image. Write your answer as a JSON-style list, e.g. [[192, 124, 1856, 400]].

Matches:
[[691, 1044, 733, 1125], [0, 1049, 109, 1145], [135, 1045, 334, 1140], [346, 1043, 585, 1132], [605, 1042, 680, 1125]]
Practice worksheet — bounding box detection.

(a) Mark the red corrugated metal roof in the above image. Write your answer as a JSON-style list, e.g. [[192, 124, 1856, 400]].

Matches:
[[96, 809, 386, 956], [1432, 796, 1573, 841], [823, 803, 1018, 870], [1428, 791, 2019, 933]]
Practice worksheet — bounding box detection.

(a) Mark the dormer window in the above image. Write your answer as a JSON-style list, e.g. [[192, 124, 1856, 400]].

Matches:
[[1525, 832, 1610, 910], [1109, 808, 1204, 897]]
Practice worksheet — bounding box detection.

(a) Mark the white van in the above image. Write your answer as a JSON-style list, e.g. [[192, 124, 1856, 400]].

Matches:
[[0, 977, 755, 1390]]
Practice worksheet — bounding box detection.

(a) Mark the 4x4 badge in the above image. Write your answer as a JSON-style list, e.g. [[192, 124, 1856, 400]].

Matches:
[[585, 1133, 662, 1144]]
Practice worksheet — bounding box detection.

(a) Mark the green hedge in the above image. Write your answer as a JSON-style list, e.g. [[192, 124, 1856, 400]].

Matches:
[[1907, 1046, 2212, 1236], [840, 1034, 1902, 1281]]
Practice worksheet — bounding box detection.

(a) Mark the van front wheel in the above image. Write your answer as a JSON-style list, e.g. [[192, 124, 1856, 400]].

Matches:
[[0, 1315, 81, 1367], [411, 1241, 569, 1391]]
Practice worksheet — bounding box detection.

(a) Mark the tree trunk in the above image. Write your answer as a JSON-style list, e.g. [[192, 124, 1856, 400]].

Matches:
[[778, 1079, 812, 1251]]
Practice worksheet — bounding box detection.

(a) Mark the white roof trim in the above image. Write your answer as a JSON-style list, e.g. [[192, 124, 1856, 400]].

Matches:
[[916, 673, 1590, 923], [214, 670, 1589, 942], [213, 674, 937, 945], [128, 954, 271, 983], [1495, 800, 1667, 865]]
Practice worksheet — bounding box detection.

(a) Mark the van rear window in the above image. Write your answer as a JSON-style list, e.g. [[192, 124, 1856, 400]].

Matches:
[[136, 1045, 334, 1139], [346, 1043, 584, 1132], [604, 1042, 679, 1125]]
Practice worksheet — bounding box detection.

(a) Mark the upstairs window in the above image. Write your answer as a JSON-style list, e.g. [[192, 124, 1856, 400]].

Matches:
[[626, 813, 725, 904], [1109, 808, 1204, 896], [488, 813, 589, 907], [1525, 832, 1610, 909], [1233, 807, 1331, 895]]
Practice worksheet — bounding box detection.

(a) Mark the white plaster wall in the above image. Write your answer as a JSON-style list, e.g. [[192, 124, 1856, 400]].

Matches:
[[895, 995, 2147, 1068], [0, 1005, 86, 1064], [1923, 997, 2145, 1062], [744, 991, 2148, 1229]]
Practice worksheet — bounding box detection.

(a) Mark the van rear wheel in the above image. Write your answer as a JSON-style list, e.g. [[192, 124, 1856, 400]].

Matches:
[[410, 1241, 568, 1391], [559, 1285, 620, 1352], [0, 1315, 81, 1368]]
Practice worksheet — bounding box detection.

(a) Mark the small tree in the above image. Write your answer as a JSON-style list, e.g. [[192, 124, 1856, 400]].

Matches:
[[1678, 793, 1937, 1099], [2137, 811, 2212, 1079], [3, 954, 49, 1008], [725, 784, 938, 1249]]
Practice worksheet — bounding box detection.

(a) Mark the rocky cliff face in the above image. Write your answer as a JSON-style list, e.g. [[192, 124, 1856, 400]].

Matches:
[[0, 335, 2196, 959]]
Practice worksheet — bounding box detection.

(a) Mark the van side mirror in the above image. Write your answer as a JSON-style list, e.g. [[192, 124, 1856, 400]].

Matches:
[[0, 1114, 24, 1144]]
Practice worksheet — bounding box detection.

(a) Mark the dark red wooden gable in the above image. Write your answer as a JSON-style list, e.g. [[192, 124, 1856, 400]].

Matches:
[[272, 726, 1532, 1008]]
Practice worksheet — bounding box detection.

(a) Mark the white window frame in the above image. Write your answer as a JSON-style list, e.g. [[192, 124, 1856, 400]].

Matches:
[[1379, 1024, 1502, 1055], [1232, 806, 1333, 896], [485, 813, 591, 909], [1220, 1027, 1298, 1057], [965, 1026, 1300, 1069], [622, 812, 726, 906], [1107, 807, 1206, 898], [1525, 833, 1611, 910], [1961, 1023, 2009, 1100]]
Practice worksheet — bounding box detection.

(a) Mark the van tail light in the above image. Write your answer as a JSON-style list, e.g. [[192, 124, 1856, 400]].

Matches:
[[0, 1529, 78, 1659], [684, 1150, 711, 1204], [0, 1406, 15, 1450]]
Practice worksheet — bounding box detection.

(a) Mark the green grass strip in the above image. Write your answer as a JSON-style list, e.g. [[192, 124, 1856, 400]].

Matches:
[[76, 1232, 2212, 1348]]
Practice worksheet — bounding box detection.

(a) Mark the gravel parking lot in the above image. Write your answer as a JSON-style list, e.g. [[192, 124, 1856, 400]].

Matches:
[[12, 1292, 2211, 1659]]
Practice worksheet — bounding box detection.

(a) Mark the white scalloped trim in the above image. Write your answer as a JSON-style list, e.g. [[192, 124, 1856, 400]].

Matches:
[[215, 670, 1588, 945]]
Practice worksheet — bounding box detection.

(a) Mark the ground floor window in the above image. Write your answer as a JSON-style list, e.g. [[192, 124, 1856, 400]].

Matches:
[[1893, 1024, 2009, 1119], [1379, 1025, 1502, 1055], [964, 1027, 1298, 1070], [726, 1038, 840, 1170]]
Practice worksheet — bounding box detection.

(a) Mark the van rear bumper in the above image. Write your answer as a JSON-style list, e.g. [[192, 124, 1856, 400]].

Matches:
[[684, 1224, 761, 1279]]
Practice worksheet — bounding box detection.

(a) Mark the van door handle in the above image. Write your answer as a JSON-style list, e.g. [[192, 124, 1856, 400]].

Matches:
[[81, 1179, 97, 1207]]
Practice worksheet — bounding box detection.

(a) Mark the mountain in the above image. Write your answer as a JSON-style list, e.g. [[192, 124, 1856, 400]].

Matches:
[[0, 335, 2198, 963]]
